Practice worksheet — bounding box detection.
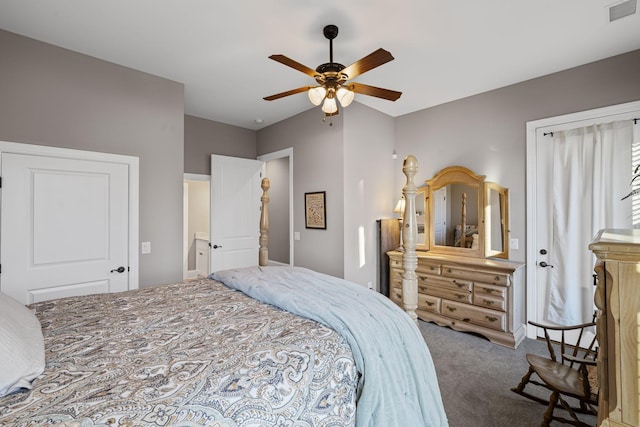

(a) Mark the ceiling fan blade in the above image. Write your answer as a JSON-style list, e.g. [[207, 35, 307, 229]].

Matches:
[[350, 82, 402, 101], [269, 55, 319, 78], [263, 86, 314, 101], [340, 48, 395, 80]]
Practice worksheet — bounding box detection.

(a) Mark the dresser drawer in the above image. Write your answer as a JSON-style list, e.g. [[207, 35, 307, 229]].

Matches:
[[419, 283, 472, 304], [474, 282, 506, 311], [390, 287, 403, 306], [442, 266, 509, 286], [418, 293, 440, 314], [390, 258, 402, 269], [442, 300, 506, 331], [474, 282, 506, 298], [473, 293, 506, 312], [390, 268, 403, 286], [417, 273, 472, 292], [416, 261, 441, 275]]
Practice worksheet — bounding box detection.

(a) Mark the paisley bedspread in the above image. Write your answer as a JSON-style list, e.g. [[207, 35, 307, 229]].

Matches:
[[0, 279, 358, 427]]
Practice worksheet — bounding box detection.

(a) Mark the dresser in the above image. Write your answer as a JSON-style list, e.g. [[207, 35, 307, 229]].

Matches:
[[388, 250, 526, 348], [589, 229, 640, 427]]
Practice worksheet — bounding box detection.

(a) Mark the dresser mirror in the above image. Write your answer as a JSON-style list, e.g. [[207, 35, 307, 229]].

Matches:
[[424, 166, 509, 259]]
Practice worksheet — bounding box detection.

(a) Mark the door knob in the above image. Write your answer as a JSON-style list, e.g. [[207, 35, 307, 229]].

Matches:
[[110, 266, 126, 273], [212, 244, 222, 249], [539, 261, 554, 268]]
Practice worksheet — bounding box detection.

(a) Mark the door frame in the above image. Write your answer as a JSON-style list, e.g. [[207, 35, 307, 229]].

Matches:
[[0, 141, 139, 292], [525, 100, 640, 339], [257, 147, 294, 266]]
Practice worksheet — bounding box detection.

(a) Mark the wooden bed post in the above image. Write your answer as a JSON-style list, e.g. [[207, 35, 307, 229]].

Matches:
[[402, 155, 419, 323], [259, 177, 270, 266]]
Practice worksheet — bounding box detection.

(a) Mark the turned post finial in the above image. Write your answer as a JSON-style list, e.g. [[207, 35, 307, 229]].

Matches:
[[401, 155, 419, 323], [259, 177, 270, 266]]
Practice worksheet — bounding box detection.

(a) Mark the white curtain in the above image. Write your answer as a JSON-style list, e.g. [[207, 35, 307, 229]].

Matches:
[[546, 120, 635, 325]]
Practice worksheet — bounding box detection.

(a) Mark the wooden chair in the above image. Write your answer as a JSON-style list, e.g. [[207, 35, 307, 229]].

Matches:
[[511, 318, 598, 426]]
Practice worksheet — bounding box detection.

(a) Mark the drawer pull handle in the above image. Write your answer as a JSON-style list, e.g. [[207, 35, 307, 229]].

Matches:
[[484, 299, 494, 305], [485, 289, 494, 294], [456, 283, 466, 289], [495, 276, 500, 281], [462, 318, 470, 322], [485, 316, 498, 322], [419, 276, 428, 281], [456, 294, 466, 300], [419, 286, 427, 292], [426, 301, 435, 307], [447, 269, 452, 273], [447, 306, 457, 312]]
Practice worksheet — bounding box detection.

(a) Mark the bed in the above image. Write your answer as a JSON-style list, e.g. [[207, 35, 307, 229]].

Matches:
[[0, 156, 448, 427]]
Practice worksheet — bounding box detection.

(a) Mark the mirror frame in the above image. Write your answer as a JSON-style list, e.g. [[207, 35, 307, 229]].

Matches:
[[425, 166, 486, 258], [484, 182, 509, 259], [423, 165, 510, 259]]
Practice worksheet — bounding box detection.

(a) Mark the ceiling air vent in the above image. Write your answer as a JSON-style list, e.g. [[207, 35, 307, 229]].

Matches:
[[609, 0, 637, 21]]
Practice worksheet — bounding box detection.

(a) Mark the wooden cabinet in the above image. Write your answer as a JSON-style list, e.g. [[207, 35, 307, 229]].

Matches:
[[195, 237, 210, 278], [388, 250, 525, 348], [589, 229, 640, 427]]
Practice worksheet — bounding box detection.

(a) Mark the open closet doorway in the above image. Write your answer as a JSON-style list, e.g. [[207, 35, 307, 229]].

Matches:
[[525, 100, 640, 340], [258, 148, 294, 266], [183, 148, 293, 279], [183, 174, 210, 280]]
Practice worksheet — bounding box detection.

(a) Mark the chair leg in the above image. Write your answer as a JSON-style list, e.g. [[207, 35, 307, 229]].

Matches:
[[541, 391, 559, 427], [512, 366, 534, 393], [512, 367, 553, 406]]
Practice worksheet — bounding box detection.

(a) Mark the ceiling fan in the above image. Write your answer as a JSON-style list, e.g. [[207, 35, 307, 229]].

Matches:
[[264, 24, 402, 121]]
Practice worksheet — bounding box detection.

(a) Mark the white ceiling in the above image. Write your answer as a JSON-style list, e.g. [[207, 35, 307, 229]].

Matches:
[[1, 0, 639, 130]]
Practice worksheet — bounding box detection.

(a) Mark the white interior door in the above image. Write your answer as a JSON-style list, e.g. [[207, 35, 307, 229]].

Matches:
[[210, 155, 263, 272], [1, 151, 132, 304]]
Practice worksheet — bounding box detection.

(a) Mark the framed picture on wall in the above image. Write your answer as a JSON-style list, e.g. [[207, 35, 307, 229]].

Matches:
[[305, 191, 326, 229]]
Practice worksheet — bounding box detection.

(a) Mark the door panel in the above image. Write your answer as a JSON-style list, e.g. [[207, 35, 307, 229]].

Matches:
[[210, 155, 263, 272], [1, 153, 130, 304]]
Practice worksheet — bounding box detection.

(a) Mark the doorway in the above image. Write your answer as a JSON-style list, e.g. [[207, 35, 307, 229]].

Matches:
[[183, 148, 293, 278], [183, 174, 210, 280], [258, 148, 293, 266], [525, 100, 640, 339]]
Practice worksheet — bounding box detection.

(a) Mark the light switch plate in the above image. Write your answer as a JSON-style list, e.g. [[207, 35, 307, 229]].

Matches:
[[141, 241, 151, 254], [510, 238, 519, 250]]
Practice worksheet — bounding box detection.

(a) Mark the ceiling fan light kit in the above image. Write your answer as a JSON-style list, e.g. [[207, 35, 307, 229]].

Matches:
[[264, 24, 402, 123]]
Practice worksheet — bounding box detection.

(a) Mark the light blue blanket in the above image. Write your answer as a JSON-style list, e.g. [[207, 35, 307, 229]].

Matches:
[[211, 266, 448, 427]]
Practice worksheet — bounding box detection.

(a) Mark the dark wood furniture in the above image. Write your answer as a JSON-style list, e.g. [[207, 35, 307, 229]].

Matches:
[[377, 219, 400, 297], [512, 319, 598, 426]]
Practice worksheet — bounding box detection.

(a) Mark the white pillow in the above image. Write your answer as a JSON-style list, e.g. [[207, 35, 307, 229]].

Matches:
[[0, 291, 45, 397]]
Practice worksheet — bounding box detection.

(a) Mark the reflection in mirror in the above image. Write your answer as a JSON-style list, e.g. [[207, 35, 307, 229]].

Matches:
[[435, 183, 479, 248], [416, 187, 427, 250]]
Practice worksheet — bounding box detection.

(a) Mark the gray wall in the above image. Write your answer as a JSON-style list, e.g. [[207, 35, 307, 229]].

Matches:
[[395, 48, 640, 263], [0, 29, 185, 288], [184, 114, 256, 174], [343, 102, 396, 289], [258, 109, 345, 277]]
